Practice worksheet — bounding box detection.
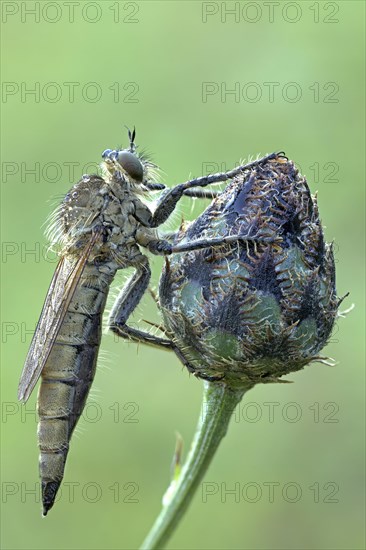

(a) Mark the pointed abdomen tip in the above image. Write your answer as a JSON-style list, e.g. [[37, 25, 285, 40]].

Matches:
[[42, 480, 60, 516]]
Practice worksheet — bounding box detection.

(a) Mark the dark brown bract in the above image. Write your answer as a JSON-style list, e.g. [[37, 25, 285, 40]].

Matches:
[[159, 156, 340, 386]]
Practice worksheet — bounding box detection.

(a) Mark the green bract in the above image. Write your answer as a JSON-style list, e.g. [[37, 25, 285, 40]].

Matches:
[[159, 157, 340, 387]]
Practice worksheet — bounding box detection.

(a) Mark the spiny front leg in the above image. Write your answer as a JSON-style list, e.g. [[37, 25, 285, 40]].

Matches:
[[182, 189, 220, 199], [108, 256, 173, 349], [149, 152, 284, 227], [144, 233, 279, 256]]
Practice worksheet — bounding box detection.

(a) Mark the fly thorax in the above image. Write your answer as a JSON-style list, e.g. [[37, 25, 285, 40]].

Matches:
[[59, 175, 105, 237]]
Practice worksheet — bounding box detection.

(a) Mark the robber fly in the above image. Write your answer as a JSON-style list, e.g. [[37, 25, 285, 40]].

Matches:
[[18, 127, 281, 515]]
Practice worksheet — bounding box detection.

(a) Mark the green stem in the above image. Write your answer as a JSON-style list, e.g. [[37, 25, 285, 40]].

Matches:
[[140, 380, 252, 550]]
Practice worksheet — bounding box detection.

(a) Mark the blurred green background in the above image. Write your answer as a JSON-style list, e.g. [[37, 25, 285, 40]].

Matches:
[[1, 1, 365, 549]]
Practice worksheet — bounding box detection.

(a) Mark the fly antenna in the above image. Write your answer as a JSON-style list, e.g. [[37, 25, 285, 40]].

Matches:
[[125, 125, 136, 152]]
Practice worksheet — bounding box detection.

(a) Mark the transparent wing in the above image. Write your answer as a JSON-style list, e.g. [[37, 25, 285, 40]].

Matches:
[[18, 231, 102, 402]]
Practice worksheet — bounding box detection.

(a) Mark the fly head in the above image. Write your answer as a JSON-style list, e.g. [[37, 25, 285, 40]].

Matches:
[[102, 127, 160, 191]]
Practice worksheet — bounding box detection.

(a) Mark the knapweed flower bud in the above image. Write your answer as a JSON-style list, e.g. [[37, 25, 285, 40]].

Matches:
[[159, 156, 341, 386]]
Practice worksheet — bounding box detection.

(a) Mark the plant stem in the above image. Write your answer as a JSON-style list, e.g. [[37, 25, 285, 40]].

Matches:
[[140, 380, 252, 550]]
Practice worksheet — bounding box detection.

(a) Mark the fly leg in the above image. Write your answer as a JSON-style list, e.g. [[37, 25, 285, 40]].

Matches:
[[182, 189, 220, 199], [146, 184, 220, 199], [144, 233, 279, 256], [108, 256, 173, 350], [148, 152, 284, 227], [169, 233, 279, 253]]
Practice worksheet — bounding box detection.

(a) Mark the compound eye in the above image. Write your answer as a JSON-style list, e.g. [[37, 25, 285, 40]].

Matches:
[[117, 151, 144, 182]]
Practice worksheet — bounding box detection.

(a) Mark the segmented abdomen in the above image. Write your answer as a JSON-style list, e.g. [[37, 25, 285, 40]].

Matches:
[[37, 262, 115, 515]]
